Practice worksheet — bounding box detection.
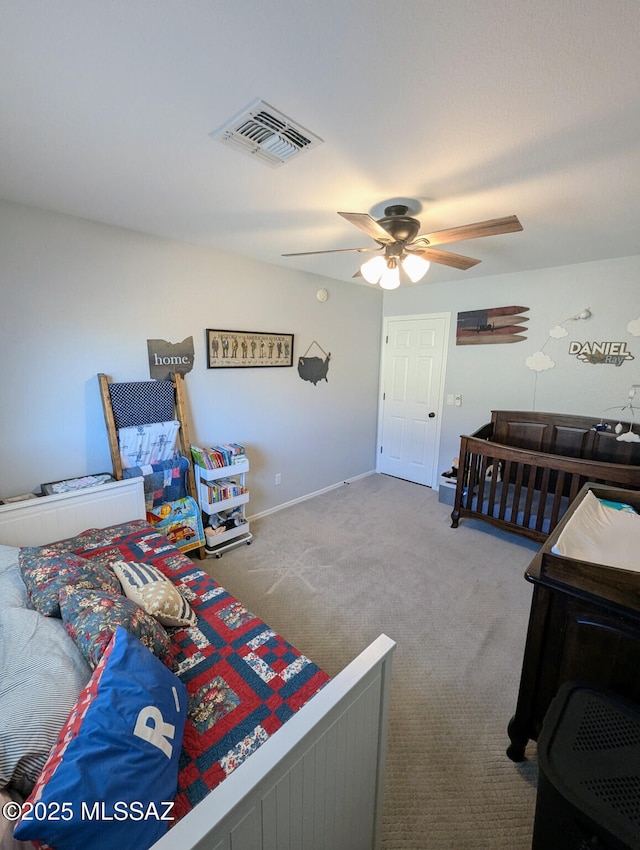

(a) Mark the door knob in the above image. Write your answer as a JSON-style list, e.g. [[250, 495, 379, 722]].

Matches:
[[428, 412, 436, 418]]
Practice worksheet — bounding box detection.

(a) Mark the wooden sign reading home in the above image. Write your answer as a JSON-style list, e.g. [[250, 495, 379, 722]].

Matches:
[[147, 336, 195, 380]]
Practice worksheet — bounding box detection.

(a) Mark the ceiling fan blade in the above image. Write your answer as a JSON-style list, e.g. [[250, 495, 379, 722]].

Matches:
[[417, 215, 523, 247], [409, 246, 481, 271], [282, 246, 381, 257], [337, 212, 394, 243]]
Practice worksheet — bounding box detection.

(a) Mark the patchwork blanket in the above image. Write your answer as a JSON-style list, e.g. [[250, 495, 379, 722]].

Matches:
[[50, 521, 330, 822], [122, 455, 190, 508]]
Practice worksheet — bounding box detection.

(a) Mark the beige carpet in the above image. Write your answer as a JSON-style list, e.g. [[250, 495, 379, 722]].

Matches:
[[203, 472, 541, 849]]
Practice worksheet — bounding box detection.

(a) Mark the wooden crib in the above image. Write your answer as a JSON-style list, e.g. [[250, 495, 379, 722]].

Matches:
[[450, 410, 640, 542]]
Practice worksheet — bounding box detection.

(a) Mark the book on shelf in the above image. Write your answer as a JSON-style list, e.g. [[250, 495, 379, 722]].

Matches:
[[200, 477, 247, 505], [191, 443, 246, 470]]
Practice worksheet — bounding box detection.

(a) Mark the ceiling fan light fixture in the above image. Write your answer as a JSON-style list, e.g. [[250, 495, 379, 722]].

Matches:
[[360, 255, 386, 284], [401, 253, 431, 283], [379, 261, 401, 290], [283, 206, 522, 283]]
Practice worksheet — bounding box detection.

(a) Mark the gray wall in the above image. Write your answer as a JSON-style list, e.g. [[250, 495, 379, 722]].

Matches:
[[2, 196, 638, 513], [0, 200, 383, 512], [383, 255, 640, 477]]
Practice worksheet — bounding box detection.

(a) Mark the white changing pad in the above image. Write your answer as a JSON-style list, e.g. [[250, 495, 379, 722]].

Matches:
[[551, 490, 640, 572]]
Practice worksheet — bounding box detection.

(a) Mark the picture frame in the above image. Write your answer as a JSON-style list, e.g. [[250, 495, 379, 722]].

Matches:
[[206, 329, 294, 369]]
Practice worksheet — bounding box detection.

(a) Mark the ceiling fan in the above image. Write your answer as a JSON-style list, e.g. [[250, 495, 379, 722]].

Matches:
[[282, 205, 523, 289]]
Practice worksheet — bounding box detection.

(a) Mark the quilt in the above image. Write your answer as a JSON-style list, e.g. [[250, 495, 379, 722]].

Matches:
[[122, 455, 190, 508], [49, 521, 330, 822]]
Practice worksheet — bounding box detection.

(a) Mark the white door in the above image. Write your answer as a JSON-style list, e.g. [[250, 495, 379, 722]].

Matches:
[[378, 313, 449, 487]]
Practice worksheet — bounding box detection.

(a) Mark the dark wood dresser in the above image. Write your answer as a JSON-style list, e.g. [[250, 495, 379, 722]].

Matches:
[[507, 483, 640, 761]]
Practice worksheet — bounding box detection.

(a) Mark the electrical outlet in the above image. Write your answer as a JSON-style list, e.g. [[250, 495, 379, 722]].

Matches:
[[275, 473, 282, 486], [454, 394, 462, 407]]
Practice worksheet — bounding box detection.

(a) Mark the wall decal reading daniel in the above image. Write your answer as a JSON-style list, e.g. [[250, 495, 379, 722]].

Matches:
[[568, 340, 634, 366]]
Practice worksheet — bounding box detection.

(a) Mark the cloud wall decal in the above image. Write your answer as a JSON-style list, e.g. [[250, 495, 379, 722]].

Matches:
[[526, 351, 555, 372], [548, 325, 568, 339], [627, 317, 640, 336]]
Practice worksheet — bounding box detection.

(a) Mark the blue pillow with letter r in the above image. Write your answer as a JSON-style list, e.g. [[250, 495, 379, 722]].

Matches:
[[14, 627, 187, 850]]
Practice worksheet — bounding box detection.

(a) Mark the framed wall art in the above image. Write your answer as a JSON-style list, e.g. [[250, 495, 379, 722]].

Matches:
[[206, 329, 294, 369]]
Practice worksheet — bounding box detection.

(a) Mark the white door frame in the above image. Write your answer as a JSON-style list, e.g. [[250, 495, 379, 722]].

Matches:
[[375, 312, 451, 488]]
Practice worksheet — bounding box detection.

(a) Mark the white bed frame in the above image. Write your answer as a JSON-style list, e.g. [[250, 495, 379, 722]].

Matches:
[[0, 478, 147, 547], [0, 480, 395, 850]]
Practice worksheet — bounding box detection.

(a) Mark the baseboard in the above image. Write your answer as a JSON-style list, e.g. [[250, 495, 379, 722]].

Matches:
[[249, 470, 376, 521]]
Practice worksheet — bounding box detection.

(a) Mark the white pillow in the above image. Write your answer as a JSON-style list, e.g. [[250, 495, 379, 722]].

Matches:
[[112, 560, 196, 628]]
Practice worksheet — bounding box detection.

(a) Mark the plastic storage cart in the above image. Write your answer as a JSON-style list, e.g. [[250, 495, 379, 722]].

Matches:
[[195, 455, 252, 557]]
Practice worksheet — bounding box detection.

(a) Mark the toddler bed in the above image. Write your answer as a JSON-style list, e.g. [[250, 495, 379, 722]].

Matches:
[[0, 478, 395, 850], [450, 410, 640, 542]]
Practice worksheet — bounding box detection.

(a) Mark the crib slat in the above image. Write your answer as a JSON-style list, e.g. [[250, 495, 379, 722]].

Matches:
[[464, 453, 474, 510], [548, 469, 566, 530], [477, 456, 488, 508], [522, 465, 537, 530], [498, 460, 512, 520], [469, 452, 482, 507], [535, 467, 552, 533], [567, 472, 582, 504], [460, 445, 474, 510], [486, 455, 500, 516], [512, 463, 525, 523]]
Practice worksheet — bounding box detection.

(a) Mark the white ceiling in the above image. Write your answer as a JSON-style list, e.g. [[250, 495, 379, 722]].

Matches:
[[1, 0, 639, 286]]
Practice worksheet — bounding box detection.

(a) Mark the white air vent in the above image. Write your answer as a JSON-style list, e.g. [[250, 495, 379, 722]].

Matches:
[[211, 99, 323, 167]]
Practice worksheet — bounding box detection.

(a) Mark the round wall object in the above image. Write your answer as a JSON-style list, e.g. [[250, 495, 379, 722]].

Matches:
[[316, 288, 328, 302]]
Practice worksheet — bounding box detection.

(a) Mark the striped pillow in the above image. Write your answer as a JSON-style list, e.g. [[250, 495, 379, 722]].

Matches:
[[112, 561, 196, 628], [0, 607, 91, 795]]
